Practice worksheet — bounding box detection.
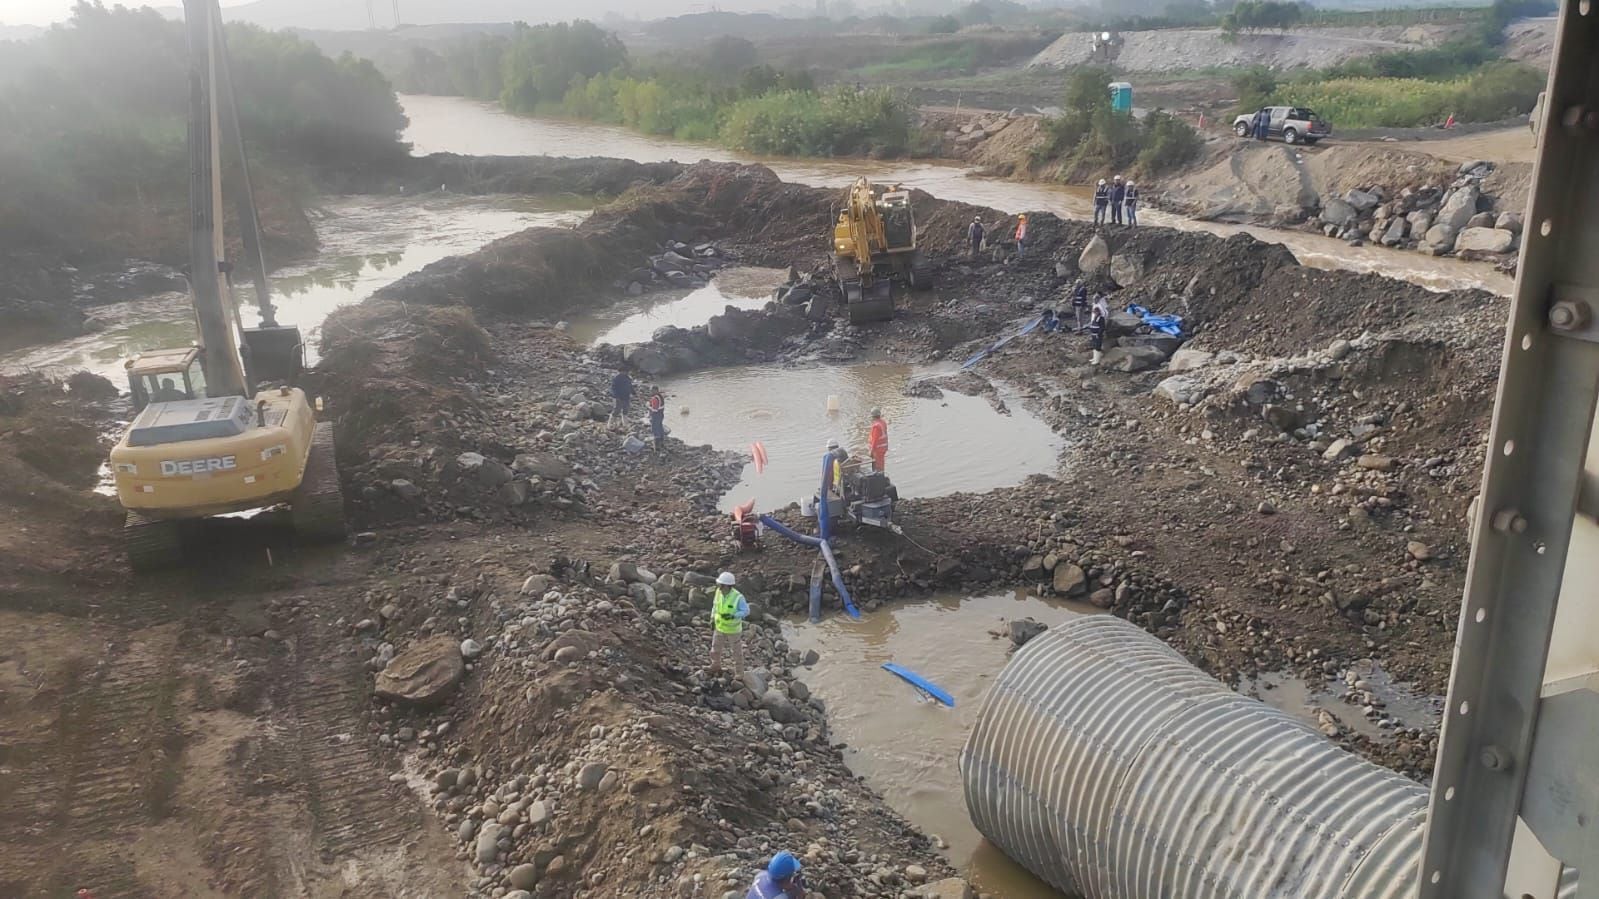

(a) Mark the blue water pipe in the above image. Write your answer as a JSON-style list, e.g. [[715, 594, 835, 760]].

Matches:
[[758, 514, 860, 621]]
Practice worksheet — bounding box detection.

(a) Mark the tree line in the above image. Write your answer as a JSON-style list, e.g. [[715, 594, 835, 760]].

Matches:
[[0, 1, 409, 259], [393, 21, 915, 157]]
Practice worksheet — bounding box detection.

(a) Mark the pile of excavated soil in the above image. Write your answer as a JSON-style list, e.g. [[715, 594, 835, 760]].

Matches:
[[0, 374, 124, 596]]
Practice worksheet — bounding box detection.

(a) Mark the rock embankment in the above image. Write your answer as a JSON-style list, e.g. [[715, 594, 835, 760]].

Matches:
[[1029, 24, 1466, 73]]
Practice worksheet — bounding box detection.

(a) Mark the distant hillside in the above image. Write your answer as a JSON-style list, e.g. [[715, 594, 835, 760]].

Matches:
[[190, 0, 781, 31]]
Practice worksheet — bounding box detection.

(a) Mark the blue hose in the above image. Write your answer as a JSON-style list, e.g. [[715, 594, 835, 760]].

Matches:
[[758, 514, 861, 620], [817, 452, 834, 542]]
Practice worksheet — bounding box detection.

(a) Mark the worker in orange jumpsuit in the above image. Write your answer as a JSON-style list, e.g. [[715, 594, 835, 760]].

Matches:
[[867, 407, 889, 473]]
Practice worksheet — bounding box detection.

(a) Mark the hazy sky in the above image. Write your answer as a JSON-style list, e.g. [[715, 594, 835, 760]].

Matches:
[[2, 1, 252, 26]]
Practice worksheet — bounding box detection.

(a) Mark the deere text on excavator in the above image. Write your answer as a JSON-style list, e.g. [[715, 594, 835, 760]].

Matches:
[[107, 0, 344, 570], [831, 178, 932, 323]]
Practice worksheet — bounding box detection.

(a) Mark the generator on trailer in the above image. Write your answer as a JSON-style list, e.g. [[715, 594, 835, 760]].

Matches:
[[107, 0, 344, 570]]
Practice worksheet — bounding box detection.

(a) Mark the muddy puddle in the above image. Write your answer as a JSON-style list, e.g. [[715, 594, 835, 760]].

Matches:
[[784, 588, 1094, 897], [1242, 659, 1442, 740], [0, 194, 584, 382], [568, 267, 789, 347], [401, 95, 1512, 296], [658, 364, 1062, 513]]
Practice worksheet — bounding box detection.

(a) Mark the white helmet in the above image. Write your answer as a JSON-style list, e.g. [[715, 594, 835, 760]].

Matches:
[[1127, 181, 1136, 188], [1114, 174, 1123, 181], [825, 438, 840, 451], [1097, 179, 1107, 186], [717, 571, 736, 586]]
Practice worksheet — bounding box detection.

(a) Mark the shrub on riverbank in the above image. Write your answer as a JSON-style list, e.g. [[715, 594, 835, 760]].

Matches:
[[1273, 63, 1543, 129], [721, 87, 914, 156], [1036, 67, 1202, 179]]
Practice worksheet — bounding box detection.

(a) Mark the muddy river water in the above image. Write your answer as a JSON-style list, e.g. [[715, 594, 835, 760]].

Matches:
[[5, 95, 1458, 894]]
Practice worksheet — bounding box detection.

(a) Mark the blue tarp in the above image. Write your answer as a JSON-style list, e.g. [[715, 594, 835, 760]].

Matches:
[[1125, 302, 1186, 337], [961, 315, 1046, 370]]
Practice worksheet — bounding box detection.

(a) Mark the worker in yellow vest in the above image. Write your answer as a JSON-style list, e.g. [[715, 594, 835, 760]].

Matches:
[[709, 571, 749, 678]]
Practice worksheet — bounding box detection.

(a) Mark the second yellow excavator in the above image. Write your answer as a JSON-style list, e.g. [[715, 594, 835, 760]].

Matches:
[[831, 178, 932, 323]]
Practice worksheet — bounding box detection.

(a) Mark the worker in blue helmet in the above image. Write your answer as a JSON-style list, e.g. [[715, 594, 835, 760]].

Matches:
[[746, 851, 804, 899]]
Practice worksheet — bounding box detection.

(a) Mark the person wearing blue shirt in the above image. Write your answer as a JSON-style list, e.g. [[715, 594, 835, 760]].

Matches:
[[747, 852, 804, 899]]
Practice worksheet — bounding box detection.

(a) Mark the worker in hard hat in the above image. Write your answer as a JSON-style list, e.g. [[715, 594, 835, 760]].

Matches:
[[823, 438, 847, 510], [746, 851, 804, 899], [709, 571, 749, 678], [867, 407, 889, 473], [967, 215, 986, 260], [1093, 178, 1110, 225], [1013, 213, 1029, 258]]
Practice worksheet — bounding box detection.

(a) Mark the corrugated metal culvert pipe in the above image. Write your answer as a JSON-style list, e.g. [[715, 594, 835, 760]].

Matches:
[[960, 615, 1428, 898]]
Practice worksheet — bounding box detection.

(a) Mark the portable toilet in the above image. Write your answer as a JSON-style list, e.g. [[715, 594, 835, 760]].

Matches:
[[1109, 82, 1133, 114]]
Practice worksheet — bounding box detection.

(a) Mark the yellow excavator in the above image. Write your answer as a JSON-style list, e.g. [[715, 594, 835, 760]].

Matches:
[[831, 178, 932, 323], [107, 0, 343, 570]]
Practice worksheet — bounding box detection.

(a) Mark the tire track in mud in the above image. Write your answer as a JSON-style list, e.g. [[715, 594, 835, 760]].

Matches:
[[0, 625, 183, 898], [282, 622, 420, 860]]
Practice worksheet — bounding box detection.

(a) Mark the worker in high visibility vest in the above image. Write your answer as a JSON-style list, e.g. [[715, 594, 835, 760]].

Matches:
[[867, 407, 888, 473], [709, 571, 749, 678]]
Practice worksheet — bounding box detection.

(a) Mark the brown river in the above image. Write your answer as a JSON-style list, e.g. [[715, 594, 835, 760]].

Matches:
[[5, 94, 1454, 895]]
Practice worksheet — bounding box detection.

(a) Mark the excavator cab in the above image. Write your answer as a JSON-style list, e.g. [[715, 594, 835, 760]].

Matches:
[[126, 348, 207, 412]]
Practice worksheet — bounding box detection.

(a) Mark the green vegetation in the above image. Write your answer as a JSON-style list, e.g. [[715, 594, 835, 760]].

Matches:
[[1279, 63, 1545, 129], [1, 1, 407, 259], [1037, 66, 1202, 178], [394, 19, 916, 157], [1231, 0, 1552, 128], [1221, 0, 1304, 37]]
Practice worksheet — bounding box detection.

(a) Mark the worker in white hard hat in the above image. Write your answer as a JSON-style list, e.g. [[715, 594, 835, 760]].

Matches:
[[709, 570, 749, 678], [1093, 178, 1110, 225]]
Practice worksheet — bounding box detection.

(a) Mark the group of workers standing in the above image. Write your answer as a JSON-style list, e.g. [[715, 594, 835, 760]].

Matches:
[[1039, 281, 1112, 365], [966, 214, 1032, 260], [1093, 174, 1139, 226], [608, 370, 669, 452]]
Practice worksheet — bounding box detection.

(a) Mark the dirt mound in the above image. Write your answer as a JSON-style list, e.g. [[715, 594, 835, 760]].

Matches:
[[316, 300, 495, 470], [0, 374, 123, 593], [325, 154, 686, 198]]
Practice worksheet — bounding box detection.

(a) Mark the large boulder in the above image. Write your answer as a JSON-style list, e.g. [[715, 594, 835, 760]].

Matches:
[[1465, 211, 1496, 229], [1455, 227, 1517, 254], [1154, 374, 1210, 406], [374, 636, 466, 705], [1319, 198, 1358, 230], [1109, 250, 1150, 287], [1105, 310, 1144, 337], [622, 344, 674, 376], [513, 453, 572, 481], [1100, 346, 1169, 372], [705, 306, 757, 342], [1379, 217, 1408, 247], [1343, 189, 1380, 212], [1078, 234, 1111, 273], [919, 879, 974, 899], [1496, 211, 1524, 233], [1116, 333, 1182, 355], [1167, 348, 1215, 372], [1407, 210, 1434, 233], [1432, 180, 1477, 236], [1053, 563, 1087, 596]]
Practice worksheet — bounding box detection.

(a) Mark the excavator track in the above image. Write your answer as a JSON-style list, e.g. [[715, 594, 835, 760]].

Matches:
[[290, 422, 346, 544], [124, 511, 182, 572]]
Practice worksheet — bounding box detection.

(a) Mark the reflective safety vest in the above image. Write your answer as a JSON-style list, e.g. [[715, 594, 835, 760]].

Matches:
[[713, 587, 745, 634]]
